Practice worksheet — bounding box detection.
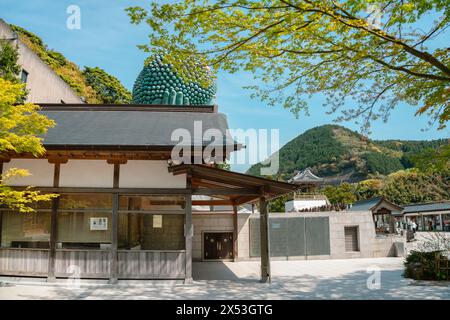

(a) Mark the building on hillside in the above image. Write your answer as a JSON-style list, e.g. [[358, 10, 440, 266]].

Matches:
[[403, 202, 450, 232], [288, 167, 324, 191], [0, 19, 83, 103], [349, 197, 404, 234], [285, 168, 329, 212]]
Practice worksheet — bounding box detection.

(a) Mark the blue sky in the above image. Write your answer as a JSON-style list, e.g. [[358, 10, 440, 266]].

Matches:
[[1, 0, 449, 172]]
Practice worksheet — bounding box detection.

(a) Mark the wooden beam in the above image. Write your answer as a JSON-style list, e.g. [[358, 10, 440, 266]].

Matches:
[[192, 188, 259, 196], [9, 187, 190, 194], [107, 159, 128, 165], [184, 170, 193, 283], [47, 163, 60, 282], [233, 204, 238, 261], [259, 196, 271, 283], [109, 193, 119, 284], [233, 196, 259, 206], [191, 178, 236, 189], [191, 200, 233, 206], [113, 164, 120, 188], [47, 157, 68, 164]]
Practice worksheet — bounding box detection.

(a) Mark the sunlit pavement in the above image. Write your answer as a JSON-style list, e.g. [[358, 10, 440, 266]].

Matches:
[[0, 258, 449, 300]]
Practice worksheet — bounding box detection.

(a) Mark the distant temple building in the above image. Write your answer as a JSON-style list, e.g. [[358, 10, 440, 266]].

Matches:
[[285, 168, 329, 212], [288, 167, 324, 192]]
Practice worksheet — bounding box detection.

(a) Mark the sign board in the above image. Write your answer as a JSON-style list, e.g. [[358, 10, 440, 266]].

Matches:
[[153, 215, 162, 228], [90, 217, 108, 231]]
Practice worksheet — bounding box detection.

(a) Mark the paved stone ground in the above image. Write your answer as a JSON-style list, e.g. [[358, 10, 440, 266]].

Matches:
[[0, 258, 449, 300]]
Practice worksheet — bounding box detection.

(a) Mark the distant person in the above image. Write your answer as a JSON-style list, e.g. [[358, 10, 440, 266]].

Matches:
[[411, 221, 417, 233]]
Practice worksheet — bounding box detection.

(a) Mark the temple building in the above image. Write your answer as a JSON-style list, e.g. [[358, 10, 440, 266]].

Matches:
[[349, 197, 404, 234], [285, 168, 329, 212], [0, 54, 299, 282]]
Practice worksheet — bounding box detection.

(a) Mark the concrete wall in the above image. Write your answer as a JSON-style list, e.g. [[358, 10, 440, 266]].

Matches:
[[238, 211, 405, 261], [328, 211, 403, 259], [0, 19, 83, 104], [192, 213, 250, 261]]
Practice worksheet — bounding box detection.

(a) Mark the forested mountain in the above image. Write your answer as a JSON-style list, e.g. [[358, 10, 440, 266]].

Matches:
[[246, 124, 448, 182], [10, 24, 131, 104]]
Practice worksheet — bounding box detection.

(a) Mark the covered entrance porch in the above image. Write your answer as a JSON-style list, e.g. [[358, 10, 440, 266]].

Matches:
[[0, 164, 298, 283]]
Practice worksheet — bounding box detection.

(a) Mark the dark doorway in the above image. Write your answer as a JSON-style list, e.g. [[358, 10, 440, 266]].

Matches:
[[204, 232, 233, 260]]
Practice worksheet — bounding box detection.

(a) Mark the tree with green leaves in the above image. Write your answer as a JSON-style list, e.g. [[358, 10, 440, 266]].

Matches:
[[82, 67, 131, 104], [323, 182, 356, 205], [0, 78, 57, 212], [0, 40, 21, 83], [126, 0, 450, 132]]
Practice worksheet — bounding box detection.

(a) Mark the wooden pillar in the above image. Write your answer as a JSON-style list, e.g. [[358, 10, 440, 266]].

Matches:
[[109, 162, 121, 284], [47, 163, 60, 282], [259, 196, 271, 283], [389, 215, 396, 234], [0, 160, 9, 246], [184, 170, 193, 283], [232, 204, 238, 261], [109, 193, 119, 284]]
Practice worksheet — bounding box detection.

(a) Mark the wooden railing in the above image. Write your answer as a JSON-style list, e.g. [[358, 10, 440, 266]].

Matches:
[[0, 248, 49, 276], [0, 248, 185, 279], [55, 249, 110, 278], [117, 250, 185, 279], [437, 257, 450, 280]]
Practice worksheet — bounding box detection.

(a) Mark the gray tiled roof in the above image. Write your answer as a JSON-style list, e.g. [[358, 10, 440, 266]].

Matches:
[[40, 110, 236, 147], [289, 168, 324, 183], [402, 202, 450, 214], [349, 197, 383, 211]]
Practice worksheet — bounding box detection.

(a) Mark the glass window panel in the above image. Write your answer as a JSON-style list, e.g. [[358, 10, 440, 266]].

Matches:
[[28, 197, 53, 210], [57, 211, 112, 249], [119, 195, 185, 212], [442, 214, 450, 232], [118, 213, 184, 250], [1, 211, 51, 248], [59, 193, 112, 210]]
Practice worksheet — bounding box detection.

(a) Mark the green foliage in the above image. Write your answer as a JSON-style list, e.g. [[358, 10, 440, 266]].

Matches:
[[83, 67, 131, 104], [126, 0, 450, 130], [362, 152, 404, 175], [410, 143, 450, 173], [377, 169, 450, 205], [404, 234, 450, 281], [0, 40, 21, 82], [354, 179, 383, 200], [324, 168, 449, 206], [10, 24, 130, 104], [268, 194, 291, 212], [247, 124, 446, 181], [352, 169, 450, 205], [403, 250, 443, 280], [0, 79, 57, 212], [216, 162, 231, 171], [323, 183, 356, 205], [247, 125, 347, 177]]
